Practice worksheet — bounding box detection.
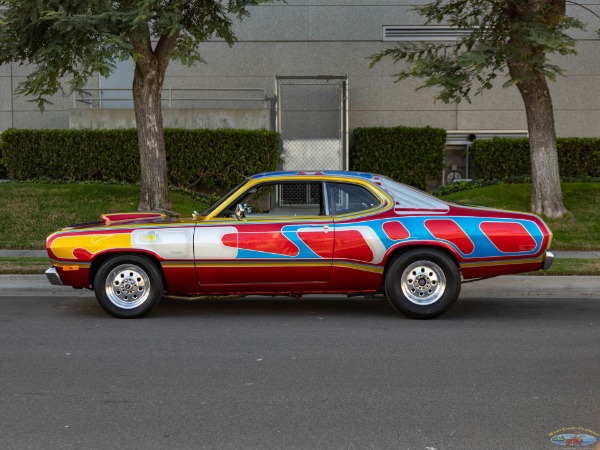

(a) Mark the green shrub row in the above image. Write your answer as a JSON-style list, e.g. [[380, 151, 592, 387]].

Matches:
[[0, 137, 6, 179], [1, 128, 280, 190], [472, 138, 600, 179], [351, 125, 446, 190]]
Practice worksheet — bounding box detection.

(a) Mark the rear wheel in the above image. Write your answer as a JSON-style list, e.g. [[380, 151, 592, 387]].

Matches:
[[94, 254, 163, 318], [385, 249, 461, 319]]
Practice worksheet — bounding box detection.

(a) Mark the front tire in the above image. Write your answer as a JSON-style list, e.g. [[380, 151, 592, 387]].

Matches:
[[94, 254, 163, 318], [385, 249, 461, 319]]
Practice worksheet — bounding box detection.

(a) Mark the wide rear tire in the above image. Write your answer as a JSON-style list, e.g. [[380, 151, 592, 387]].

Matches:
[[385, 249, 461, 319]]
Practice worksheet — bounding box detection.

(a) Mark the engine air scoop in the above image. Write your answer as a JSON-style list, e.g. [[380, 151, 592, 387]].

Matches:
[[101, 211, 176, 225]]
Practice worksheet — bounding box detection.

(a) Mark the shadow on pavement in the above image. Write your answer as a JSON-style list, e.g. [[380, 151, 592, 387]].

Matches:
[[57, 294, 600, 323]]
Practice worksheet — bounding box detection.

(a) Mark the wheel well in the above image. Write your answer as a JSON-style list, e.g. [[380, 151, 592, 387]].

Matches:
[[383, 245, 460, 281], [89, 252, 167, 290]]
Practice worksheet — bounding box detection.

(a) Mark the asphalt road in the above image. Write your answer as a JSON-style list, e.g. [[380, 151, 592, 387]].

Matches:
[[1, 278, 599, 450]]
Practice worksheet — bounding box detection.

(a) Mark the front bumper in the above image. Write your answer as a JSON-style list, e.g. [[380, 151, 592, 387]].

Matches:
[[542, 251, 555, 270], [45, 267, 63, 286]]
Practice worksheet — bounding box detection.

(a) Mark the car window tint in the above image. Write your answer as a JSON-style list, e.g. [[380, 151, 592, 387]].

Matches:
[[379, 176, 448, 211], [219, 182, 324, 218], [326, 182, 379, 216]]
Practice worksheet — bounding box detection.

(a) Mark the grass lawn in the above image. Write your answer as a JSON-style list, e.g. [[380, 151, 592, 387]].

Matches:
[[0, 257, 50, 274], [0, 183, 210, 249], [440, 183, 600, 251], [0, 181, 598, 251]]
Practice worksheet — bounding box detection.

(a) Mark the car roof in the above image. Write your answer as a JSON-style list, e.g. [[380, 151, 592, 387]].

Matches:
[[249, 171, 379, 181]]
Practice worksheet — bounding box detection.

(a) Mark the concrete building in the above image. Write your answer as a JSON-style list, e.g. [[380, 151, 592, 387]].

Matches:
[[1, 1, 599, 180]]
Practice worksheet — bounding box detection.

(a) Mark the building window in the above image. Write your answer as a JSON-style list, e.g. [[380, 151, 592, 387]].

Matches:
[[99, 58, 134, 108], [383, 25, 472, 42]]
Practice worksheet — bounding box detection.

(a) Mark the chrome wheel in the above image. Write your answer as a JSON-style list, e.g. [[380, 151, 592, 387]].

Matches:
[[104, 264, 151, 309], [385, 249, 460, 319], [400, 260, 447, 306]]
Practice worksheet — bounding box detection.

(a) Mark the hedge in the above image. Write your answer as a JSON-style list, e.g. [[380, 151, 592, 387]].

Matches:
[[1, 128, 280, 190], [472, 137, 600, 180], [350, 125, 446, 190], [0, 137, 6, 179]]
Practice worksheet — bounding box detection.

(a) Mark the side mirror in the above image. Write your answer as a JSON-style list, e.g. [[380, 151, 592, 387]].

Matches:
[[235, 203, 246, 220]]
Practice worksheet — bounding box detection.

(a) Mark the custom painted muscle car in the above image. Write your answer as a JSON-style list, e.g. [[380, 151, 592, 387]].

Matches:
[[46, 171, 554, 319]]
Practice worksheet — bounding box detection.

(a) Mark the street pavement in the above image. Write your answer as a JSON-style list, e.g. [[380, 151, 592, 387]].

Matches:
[[0, 274, 599, 449]]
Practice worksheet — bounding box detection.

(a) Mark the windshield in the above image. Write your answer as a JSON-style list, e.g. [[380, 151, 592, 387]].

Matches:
[[201, 179, 248, 216], [378, 176, 449, 211]]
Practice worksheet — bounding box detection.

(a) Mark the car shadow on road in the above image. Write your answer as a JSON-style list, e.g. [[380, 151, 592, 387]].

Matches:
[[148, 295, 598, 322], [155, 295, 396, 320], [61, 293, 599, 322], [450, 296, 599, 322]]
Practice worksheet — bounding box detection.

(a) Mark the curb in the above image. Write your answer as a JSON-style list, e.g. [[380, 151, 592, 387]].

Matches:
[[0, 250, 47, 257]]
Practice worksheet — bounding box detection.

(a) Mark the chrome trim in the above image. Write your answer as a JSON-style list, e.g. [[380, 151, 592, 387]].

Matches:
[[322, 181, 330, 216], [105, 264, 151, 309], [401, 260, 447, 306], [45, 267, 63, 286], [542, 251, 555, 270]]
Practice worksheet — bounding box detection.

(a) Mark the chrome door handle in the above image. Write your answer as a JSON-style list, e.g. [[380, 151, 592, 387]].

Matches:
[[309, 224, 330, 231]]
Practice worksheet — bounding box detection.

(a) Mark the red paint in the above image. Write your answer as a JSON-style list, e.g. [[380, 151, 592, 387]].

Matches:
[[298, 231, 334, 258], [198, 264, 331, 286], [480, 222, 537, 253], [425, 220, 475, 255], [221, 233, 237, 248], [334, 230, 374, 262], [329, 265, 382, 291], [163, 266, 201, 293], [462, 261, 542, 279], [223, 231, 299, 257], [57, 267, 89, 288], [382, 221, 410, 241], [73, 248, 93, 260], [101, 212, 164, 224]]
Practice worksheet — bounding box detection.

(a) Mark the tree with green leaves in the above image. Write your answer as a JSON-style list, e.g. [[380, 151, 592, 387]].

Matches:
[[0, 0, 271, 210], [370, 0, 588, 218]]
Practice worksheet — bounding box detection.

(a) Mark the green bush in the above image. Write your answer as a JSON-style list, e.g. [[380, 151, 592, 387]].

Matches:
[[472, 137, 600, 180], [1, 128, 280, 190], [351, 125, 446, 190], [0, 137, 6, 179], [557, 138, 600, 178], [165, 129, 280, 189]]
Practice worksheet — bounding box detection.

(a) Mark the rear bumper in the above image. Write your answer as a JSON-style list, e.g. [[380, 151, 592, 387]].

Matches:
[[45, 267, 63, 286], [542, 251, 554, 270]]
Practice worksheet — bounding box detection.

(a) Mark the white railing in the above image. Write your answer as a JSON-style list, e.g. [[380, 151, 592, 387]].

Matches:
[[73, 88, 268, 109]]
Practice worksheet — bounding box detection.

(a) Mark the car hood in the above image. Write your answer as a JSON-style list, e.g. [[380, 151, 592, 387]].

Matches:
[[57, 211, 196, 231]]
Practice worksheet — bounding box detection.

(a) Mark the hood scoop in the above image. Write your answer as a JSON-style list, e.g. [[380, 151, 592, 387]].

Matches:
[[101, 210, 179, 225]]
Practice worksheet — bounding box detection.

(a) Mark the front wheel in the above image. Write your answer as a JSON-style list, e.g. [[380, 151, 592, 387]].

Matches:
[[94, 254, 163, 318], [385, 249, 461, 319]]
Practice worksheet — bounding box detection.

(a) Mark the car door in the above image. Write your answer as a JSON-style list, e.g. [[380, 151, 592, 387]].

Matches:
[[194, 180, 334, 290], [325, 181, 387, 291]]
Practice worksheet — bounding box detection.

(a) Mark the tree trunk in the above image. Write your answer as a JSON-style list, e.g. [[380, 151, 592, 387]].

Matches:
[[508, 65, 567, 219], [505, 0, 567, 218], [132, 53, 171, 211]]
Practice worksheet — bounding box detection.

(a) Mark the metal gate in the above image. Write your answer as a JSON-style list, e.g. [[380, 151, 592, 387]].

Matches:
[[275, 76, 348, 171]]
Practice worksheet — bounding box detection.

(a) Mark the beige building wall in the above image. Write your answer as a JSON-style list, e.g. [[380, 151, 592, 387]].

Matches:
[[1, 1, 599, 137]]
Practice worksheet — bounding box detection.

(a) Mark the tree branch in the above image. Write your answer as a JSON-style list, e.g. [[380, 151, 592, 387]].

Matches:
[[566, 0, 600, 22]]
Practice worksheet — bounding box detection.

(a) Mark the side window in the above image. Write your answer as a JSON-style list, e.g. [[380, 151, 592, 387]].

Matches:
[[326, 182, 379, 216], [219, 182, 324, 218]]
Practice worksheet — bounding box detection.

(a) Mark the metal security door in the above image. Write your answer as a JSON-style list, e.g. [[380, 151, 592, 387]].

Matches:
[[275, 76, 348, 171]]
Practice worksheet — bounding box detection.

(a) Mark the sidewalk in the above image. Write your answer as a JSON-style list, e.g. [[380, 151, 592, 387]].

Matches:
[[1, 250, 599, 259], [1, 250, 48, 257]]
